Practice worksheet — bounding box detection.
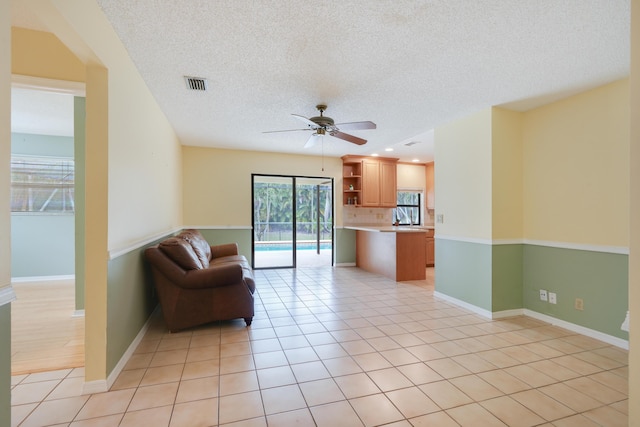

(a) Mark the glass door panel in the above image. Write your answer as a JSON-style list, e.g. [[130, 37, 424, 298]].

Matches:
[[252, 176, 294, 268], [295, 178, 333, 267]]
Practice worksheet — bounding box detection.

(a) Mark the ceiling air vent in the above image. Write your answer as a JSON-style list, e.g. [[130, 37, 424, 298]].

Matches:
[[184, 76, 208, 91]]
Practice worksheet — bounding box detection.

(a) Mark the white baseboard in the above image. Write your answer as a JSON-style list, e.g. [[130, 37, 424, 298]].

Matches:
[[0, 286, 17, 307], [433, 291, 493, 318], [433, 291, 628, 350], [335, 262, 356, 267], [72, 310, 85, 317], [82, 306, 159, 395], [523, 309, 629, 350], [491, 308, 525, 319]]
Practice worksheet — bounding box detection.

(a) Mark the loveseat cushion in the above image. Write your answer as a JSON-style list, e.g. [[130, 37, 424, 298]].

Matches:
[[159, 237, 203, 270], [181, 263, 244, 289], [180, 229, 212, 268]]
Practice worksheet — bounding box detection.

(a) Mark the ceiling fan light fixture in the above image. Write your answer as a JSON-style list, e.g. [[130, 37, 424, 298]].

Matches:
[[265, 104, 375, 147]]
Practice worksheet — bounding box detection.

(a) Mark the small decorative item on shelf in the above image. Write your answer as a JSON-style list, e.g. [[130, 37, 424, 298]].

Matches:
[[354, 196, 358, 205], [349, 184, 354, 190], [348, 197, 352, 205]]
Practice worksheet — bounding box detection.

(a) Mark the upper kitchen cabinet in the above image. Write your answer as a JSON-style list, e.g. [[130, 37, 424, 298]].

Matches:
[[342, 159, 362, 206], [425, 162, 435, 209], [342, 156, 398, 207]]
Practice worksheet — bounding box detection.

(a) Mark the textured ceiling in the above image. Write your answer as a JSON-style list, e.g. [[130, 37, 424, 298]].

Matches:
[[12, 1, 630, 162]]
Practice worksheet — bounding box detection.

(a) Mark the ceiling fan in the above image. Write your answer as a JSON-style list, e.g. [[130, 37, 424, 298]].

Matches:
[[264, 104, 376, 148]]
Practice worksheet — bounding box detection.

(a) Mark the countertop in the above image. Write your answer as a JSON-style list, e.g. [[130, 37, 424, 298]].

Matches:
[[345, 225, 434, 233]]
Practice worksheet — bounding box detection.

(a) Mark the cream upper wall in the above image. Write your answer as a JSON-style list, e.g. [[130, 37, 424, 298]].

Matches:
[[492, 107, 523, 240], [434, 108, 493, 240], [522, 78, 630, 247], [27, 1, 184, 252], [12, 27, 85, 82], [182, 147, 343, 227]]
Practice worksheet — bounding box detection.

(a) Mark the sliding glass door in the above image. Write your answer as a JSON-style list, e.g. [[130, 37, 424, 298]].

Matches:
[[252, 174, 333, 269]]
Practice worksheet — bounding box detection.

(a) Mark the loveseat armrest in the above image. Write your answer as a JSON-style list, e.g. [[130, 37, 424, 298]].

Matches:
[[211, 243, 239, 259], [181, 263, 244, 289]]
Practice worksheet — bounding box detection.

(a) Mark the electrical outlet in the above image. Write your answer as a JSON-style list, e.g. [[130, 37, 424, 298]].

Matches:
[[575, 298, 584, 311], [436, 214, 444, 224], [549, 292, 557, 304], [539, 290, 548, 302]]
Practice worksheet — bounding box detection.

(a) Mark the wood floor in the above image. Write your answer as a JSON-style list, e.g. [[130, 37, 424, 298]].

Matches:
[[11, 279, 84, 375]]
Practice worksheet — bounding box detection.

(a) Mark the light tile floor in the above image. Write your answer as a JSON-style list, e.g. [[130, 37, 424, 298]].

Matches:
[[11, 267, 628, 426]]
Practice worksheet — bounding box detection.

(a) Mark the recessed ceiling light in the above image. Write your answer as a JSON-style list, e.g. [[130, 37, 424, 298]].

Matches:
[[385, 148, 394, 152], [412, 158, 420, 162], [371, 153, 379, 157]]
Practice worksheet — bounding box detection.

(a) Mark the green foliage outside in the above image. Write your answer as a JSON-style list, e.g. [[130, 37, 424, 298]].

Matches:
[[254, 182, 332, 242], [393, 191, 421, 225]]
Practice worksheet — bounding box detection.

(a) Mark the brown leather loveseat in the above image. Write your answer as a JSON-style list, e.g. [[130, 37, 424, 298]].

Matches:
[[144, 229, 255, 332]]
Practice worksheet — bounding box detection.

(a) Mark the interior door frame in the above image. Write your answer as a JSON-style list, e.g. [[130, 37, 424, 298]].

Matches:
[[251, 173, 334, 269]]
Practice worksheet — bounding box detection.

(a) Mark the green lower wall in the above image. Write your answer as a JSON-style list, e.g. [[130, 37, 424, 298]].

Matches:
[[336, 228, 356, 264], [74, 96, 86, 311], [492, 244, 524, 312], [0, 303, 10, 427], [435, 238, 492, 311], [523, 245, 629, 340], [106, 239, 163, 374], [435, 238, 629, 341], [11, 214, 75, 277]]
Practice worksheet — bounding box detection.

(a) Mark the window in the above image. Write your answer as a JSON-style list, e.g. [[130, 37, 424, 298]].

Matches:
[[11, 156, 75, 213], [393, 191, 421, 225]]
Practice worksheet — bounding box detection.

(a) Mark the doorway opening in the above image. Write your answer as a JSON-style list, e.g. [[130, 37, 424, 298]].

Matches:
[[252, 174, 334, 269], [10, 77, 86, 375]]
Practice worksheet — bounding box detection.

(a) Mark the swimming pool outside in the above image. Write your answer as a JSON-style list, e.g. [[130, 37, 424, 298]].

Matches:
[[255, 241, 332, 251]]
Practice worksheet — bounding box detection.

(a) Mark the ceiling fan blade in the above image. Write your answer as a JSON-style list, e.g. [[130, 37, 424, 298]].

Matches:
[[335, 121, 377, 131], [262, 128, 313, 134], [304, 133, 321, 148], [291, 114, 320, 128], [330, 131, 367, 145]]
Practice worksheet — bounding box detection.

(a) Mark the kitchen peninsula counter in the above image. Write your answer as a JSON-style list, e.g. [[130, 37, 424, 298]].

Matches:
[[345, 225, 431, 281]]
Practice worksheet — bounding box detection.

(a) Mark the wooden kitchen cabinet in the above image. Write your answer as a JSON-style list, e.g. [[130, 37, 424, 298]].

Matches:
[[425, 228, 435, 266], [342, 160, 362, 206], [362, 159, 381, 206], [343, 155, 397, 207], [379, 160, 397, 207]]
